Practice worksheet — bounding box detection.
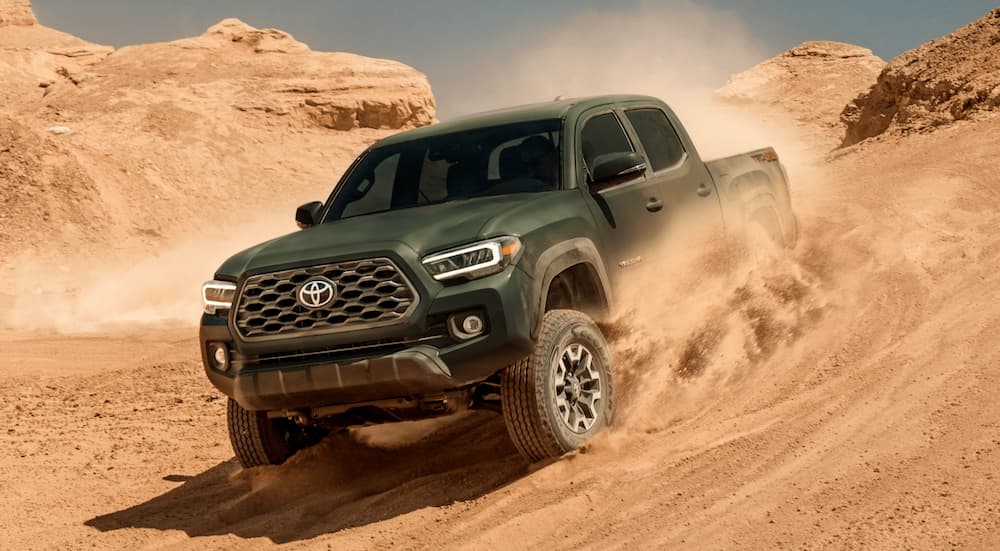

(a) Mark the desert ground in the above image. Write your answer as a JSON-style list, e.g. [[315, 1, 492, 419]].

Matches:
[[3, 2, 1000, 549]]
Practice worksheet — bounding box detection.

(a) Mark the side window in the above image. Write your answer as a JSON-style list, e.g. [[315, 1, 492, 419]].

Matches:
[[341, 153, 399, 217], [580, 113, 633, 174], [625, 108, 685, 171]]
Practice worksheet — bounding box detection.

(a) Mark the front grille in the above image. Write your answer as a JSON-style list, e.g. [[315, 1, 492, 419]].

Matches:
[[233, 258, 418, 339]]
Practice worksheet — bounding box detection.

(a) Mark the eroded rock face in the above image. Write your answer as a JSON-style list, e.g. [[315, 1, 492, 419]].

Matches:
[[716, 41, 884, 151], [0, 8, 436, 261], [842, 8, 1000, 146], [91, 18, 437, 132], [717, 41, 885, 131], [0, 0, 36, 26]]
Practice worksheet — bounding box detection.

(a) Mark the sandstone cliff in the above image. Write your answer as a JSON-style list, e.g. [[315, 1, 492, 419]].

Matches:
[[842, 8, 1000, 145]]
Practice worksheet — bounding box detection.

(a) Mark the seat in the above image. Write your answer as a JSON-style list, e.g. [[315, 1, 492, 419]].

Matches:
[[500, 146, 530, 181], [446, 162, 481, 198]]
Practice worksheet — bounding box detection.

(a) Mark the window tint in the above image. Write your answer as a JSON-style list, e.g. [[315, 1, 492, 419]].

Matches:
[[625, 108, 685, 171], [341, 153, 399, 217], [580, 113, 633, 174]]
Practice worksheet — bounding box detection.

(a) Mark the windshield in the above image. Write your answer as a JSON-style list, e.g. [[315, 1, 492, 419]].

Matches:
[[324, 119, 562, 221]]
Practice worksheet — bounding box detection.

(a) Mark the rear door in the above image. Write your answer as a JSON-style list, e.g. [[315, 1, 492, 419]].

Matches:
[[577, 110, 670, 276], [622, 107, 725, 245]]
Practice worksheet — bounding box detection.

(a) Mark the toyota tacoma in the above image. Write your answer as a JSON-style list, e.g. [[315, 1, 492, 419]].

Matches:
[[199, 94, 797, 467]]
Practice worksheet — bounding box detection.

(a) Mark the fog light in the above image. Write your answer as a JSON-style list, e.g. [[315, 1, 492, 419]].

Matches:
[[448, 312, 486, 341], [208, 342, 229, 371], [462, 315, 484, 334]]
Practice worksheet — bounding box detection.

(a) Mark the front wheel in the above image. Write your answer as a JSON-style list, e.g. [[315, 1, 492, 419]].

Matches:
[[501, 310, 614, 461], [226, 398, 326, 468]]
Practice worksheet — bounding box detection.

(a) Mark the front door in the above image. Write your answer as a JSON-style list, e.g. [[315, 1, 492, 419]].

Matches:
[[578, 110, 668, 280]]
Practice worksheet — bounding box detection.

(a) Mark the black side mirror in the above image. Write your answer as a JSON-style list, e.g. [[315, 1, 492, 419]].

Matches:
[[295, 201, 324, 229], [589, 151, 647, 191]]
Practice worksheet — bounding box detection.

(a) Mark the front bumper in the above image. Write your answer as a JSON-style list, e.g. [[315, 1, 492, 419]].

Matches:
[[200, 263, 536, 411], [205, 345, 456, 410]]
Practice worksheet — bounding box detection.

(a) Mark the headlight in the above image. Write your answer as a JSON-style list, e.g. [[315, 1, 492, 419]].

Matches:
[[422, 236, 522, 281], [202, 280, 237, 314]]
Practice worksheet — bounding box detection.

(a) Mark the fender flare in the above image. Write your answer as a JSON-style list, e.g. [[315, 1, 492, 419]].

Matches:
[[528, 238, 613, 338]]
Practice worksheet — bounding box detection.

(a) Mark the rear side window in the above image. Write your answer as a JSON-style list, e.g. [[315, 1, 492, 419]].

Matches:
[[625, 108, 685, 171], [580, 113, 633, 174]]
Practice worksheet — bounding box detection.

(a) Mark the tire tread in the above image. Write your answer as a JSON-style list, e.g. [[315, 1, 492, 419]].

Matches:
[[227, 398, 284, 468], [502, 310, 607, 461]]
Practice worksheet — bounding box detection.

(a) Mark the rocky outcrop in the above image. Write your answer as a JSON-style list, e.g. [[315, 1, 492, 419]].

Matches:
[[0, 0, 113, 110], [0, 8, 436, 262], [0, 0, 35, 26], [717, 41, 884, 136], [842, 8, 1000, 146], [82, 18, 436, 132]]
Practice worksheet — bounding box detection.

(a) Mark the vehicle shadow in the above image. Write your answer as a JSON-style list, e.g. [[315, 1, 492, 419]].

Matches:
[[86, 412, 527, 544]]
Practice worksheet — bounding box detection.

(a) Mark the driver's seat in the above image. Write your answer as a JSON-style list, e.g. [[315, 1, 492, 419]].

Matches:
[[446, 162, 481, 198]]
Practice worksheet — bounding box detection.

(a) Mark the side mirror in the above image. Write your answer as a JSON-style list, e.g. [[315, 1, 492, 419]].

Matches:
[[295, 201, 324, 229], [589, 151, 647, 191]]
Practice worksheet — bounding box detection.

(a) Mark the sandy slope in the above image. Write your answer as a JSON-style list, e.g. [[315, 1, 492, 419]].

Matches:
[[5, 2, 1000, 549], [3, 111, 1000, 549]]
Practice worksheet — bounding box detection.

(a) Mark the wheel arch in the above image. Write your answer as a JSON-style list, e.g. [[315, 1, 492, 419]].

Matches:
[[529, 238, 612, 339]]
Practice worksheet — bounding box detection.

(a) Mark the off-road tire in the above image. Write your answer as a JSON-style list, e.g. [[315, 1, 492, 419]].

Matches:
[[501, 309, 614, 461], [746, 206, 786, 264], [227, 398, 324, 468]]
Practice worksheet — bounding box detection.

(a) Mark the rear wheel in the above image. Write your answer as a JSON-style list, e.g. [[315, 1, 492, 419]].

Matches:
[[226, 398, 326, 468], [501, 310, 614, 461], [745, 207, 786, 264]]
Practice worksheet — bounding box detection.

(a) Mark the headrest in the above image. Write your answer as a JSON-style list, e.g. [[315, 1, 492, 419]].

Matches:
[[446, 162, 479, 196], [499, 147, 529, 180], [518, 135, 554, 165]]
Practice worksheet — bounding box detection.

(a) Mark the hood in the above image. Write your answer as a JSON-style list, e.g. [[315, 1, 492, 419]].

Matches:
[[216, 193, 552, 278]]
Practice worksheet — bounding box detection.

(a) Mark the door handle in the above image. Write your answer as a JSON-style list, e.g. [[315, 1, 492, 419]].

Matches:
[[646, 197, 664, 213], [697, 182, 712, 197]]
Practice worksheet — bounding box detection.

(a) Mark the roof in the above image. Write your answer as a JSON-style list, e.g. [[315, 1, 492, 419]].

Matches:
[[376, 94, 660, 147]]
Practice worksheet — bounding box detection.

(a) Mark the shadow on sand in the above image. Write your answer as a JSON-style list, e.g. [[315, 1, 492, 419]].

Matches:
[[87, 412, 526, 544]]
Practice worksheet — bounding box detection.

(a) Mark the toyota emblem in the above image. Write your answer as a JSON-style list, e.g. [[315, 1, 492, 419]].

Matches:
[[297, 277, 336, 309]]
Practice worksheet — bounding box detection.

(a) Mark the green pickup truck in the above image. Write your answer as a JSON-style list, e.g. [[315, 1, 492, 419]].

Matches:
[[200, 94, 797, 467]]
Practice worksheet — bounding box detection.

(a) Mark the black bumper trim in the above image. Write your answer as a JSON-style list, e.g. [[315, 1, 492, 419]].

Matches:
[[219, 345, 457, 411]]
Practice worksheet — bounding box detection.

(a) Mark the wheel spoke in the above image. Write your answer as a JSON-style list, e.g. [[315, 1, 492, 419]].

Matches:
[[555, 393, 571, 421], [577, 390, 601, 421], [579, 352, 599, 383], [574, 403, 593, 431], [567, 404, 582, 431], [567, 343, 583, 364]]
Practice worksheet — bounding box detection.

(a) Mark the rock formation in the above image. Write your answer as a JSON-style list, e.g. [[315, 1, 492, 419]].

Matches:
[[0, 2, 436, 262], [0, 0, 35, 26], [716, 41, 884, 150], [842, 8, 1000, 146]]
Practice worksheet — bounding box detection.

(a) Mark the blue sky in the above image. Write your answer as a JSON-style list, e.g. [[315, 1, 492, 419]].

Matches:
[[32, 1, 999, 118]]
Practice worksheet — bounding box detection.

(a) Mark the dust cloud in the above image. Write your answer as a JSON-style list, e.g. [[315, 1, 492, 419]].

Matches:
[[1, 217, 296, 332], [453, 2, 810, 161]]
